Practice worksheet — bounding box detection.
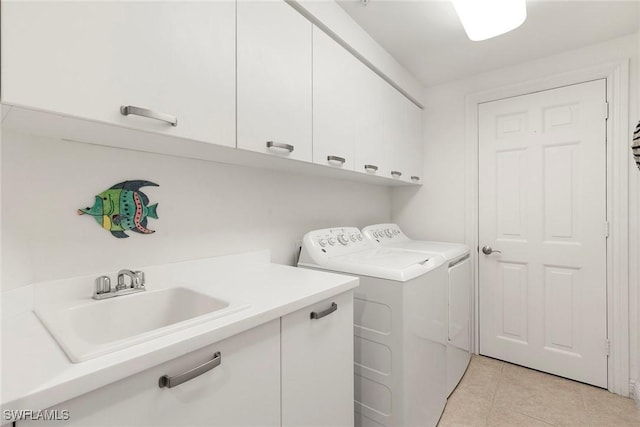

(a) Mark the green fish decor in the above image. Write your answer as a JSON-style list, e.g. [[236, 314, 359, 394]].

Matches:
[[78, 180, 159, 238]]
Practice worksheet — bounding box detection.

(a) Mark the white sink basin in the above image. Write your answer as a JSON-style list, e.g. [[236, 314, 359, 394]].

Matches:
[[35, 287, 250, 362]]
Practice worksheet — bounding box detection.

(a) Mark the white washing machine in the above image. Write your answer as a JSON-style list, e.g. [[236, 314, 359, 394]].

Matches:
[[298, 227, 448, 427], [362, 223, 472, 397]]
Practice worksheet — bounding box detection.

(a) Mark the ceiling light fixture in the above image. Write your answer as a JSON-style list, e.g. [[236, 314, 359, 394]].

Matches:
[[452, 0, 527, 41]]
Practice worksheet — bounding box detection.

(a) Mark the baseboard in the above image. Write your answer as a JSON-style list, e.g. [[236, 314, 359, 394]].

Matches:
[[631, 379, 640, 409]]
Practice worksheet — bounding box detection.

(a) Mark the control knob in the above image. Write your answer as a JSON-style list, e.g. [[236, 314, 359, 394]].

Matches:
[[318, 238, 327, 247], [357, 234, 363, 241], [327, 237, 336, 246], [350, 234, 357, 242], [337, 234, 349, 245], [385, 229, 393, 237]]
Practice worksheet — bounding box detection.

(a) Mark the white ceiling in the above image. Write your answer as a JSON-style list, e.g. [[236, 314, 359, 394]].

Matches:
[[337, 0, 640, 87]]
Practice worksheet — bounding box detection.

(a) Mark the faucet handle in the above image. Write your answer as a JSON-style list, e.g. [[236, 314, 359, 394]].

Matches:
[[134, 271, 146, 288], [95, 276, 111, 295]]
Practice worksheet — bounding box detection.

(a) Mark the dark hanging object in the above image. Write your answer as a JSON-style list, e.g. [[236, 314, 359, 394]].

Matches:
[[633, 120, 640, 171]]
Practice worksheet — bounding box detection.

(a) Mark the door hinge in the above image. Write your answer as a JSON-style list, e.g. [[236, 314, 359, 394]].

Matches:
[[605, 221, 610, 238], [605, 339, 611, 356], [604, 102, 609, 120]]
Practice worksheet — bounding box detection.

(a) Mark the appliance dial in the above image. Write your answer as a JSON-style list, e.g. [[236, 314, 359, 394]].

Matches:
[[385, 229, 393, 237], [357, 234, 363, 241], [338, 234, 349, 245], [318, 238, 327, 247], [350, 234, 357, 242], [372, 231, 379, 238], [327, 237, 336, 246]]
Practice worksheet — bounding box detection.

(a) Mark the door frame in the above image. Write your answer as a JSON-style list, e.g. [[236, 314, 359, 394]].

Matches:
[[464, 60, 630, 396]]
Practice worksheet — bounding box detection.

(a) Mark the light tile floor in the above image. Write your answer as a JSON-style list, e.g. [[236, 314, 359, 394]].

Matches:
[[438, 355, 640, 426]]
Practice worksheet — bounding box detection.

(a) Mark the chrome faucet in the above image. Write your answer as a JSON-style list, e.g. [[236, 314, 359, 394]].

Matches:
[[117, 269, 145, 290], [93, 269, 146, 300]]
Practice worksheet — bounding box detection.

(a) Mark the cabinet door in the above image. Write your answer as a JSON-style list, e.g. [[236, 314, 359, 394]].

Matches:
[[281, 291, 354, 427], [237, 1, 312, 162], [384, 86, 410, 182], [312, 28, 355, 171], [1, 1, 236, 146], [353, 66, 388, 177], [383, 88, 422, 184], [406, 101, 424, 184], [20, 321, 280, 427]]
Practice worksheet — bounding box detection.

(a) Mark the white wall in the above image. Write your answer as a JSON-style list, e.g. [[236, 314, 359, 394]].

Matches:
[[1, 130, 391, 291], [392, 34, 639, 389]]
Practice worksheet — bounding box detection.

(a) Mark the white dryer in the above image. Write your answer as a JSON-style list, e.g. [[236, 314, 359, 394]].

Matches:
[[298, 227, 448, 427], [362, 223, 472, 397]]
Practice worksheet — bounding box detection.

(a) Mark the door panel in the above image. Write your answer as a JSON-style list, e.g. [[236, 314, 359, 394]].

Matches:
[[498, 262, 529, 343], [544, 143, 581, 241], [496, 149, 528, 239], [478, 80, 607, 387]]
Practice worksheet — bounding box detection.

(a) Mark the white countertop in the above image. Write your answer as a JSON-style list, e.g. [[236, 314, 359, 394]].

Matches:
[[0, 251, 358, 419]]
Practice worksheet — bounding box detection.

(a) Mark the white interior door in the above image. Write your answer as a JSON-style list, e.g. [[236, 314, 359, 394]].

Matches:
[[478, 80, 608, 387]]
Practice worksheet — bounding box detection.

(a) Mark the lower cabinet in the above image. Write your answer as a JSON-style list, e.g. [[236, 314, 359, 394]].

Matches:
[[281, 291, 354, 427], [17, 292, 355, 427], [20, 320, 281, 427]]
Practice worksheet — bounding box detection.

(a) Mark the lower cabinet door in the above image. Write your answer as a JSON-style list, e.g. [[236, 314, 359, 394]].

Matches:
[[20, 320, 280, 427], [281, 291, 354, 427]]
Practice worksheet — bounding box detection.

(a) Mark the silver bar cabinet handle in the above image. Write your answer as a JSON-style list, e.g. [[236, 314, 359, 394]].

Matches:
[[159, 352, 221, 388], [391, 171, 402, 178], [411, 176, 420, 182], [364, 164, 379, 173], [327, 155, 346, 165], [120, 105, 177, 127], [310, 302, 338, 320], [266, 141, 294, 153]]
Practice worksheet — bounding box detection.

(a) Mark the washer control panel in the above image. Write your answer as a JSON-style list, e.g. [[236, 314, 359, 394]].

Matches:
[[301, 227, 368, 259], [362, 223, 408, 244]]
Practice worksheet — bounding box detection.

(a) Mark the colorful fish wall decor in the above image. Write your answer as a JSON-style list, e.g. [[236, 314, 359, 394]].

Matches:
[[78, 180, 159, 238]]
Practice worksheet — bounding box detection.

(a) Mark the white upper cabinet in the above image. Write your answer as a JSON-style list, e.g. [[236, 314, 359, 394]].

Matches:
[[383, 86, 422, 183], [384, 85, 408, 182], [2, 1, 420, 185], [353, 65, 388, 177], [406, 102, 424, 183], [312, 28, 356, 171], [237, 1, 312, 162], [1, 1, 236, 147]]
